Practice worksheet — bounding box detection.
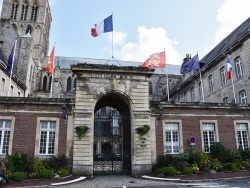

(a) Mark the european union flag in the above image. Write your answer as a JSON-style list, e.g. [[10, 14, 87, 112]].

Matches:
[[6, 41, 17, 75], [180, 54, 200, 74]]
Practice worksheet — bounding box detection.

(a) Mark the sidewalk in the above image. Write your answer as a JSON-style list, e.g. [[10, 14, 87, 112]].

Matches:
[[2, 170, 250, 188]]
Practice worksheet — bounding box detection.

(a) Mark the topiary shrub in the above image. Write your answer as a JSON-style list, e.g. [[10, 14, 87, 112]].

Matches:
[[9, 171, 28, 182], [160, 166, 177, 176], [182, 167, 193, 175], [135, 125, 150, 137], [75, 125, 89, 139], [39, 169, 55, 179]]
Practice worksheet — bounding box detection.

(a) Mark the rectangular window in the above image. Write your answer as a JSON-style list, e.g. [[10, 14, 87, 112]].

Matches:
[[0, 120, 11, 154], [209, 75, 214, 93], [0, 78, 5, 96], [10, 85, 14, 96], [235, 57, 243, 79], [237, 123, 249, 149], [203, 123, 215, 153], [239, 90, 247, 104], [199, 82, 203, 99], [191, 87, 195, 102], [165, 123, 179, 154], [220, 67, 227, 86], [39, 121, 56, 155]]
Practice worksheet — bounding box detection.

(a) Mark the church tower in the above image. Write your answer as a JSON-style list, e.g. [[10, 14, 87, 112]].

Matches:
[[0, 0, 52, 96]]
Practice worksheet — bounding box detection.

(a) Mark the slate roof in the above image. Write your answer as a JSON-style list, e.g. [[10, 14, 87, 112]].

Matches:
[[51, 56, 182, 75], [201, 16, 250, 64]]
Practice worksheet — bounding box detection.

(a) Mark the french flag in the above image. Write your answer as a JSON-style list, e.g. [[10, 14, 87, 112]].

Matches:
[[226, 55, 232, 80], [91, 15, 113, 37]]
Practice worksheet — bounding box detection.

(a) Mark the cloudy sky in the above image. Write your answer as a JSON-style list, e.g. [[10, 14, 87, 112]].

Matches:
[[0, 0, 250, 65]]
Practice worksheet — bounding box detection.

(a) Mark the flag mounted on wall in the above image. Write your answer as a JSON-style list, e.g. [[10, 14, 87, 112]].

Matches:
[[91, 15, 113, 37], [6, 41, 17, 75], [45, 46, 55, 75], [180, 54, 200, 74], [141, 51, 166, 68], [226, 55, 232, 80]]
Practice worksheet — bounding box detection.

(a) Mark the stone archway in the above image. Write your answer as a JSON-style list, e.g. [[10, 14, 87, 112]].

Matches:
[[93, 93, 131, 175], [71, 64, 154, 176]]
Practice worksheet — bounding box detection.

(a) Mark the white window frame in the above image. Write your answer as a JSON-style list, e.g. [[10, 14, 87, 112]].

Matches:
[[35, 117, 59, 156], [234, 120, 250, 149], [191, 87, 195, 102], [235, 57, 243, 79], [0, 78, 6, 96], [208, 75, 214, 93], [239, 90, 247, 104], [0, 116, 15, 155], [220, 67, 227, 87], [163, 120, 183, 154], [199, 82, 203, 99], [200, 120, 219, 153]]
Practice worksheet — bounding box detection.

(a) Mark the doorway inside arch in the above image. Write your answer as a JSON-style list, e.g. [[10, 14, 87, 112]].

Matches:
[[93, 105, 131, 175]]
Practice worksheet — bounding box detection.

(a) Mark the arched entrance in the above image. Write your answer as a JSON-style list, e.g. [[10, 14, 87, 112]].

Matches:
[[93, 93, 131, 175]]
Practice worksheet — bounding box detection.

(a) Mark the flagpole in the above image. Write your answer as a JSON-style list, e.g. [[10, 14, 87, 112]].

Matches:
[[8, 40, 17, 97], [49, 44, 55, 98], [228, 55, 236, 103], [164, 48, 169, 101], [111, 12, 114, 59]]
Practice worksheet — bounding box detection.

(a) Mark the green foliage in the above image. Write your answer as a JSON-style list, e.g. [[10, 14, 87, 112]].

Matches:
[[31, 157, 46, 173], [9, 171, 28, 182], [210, 142, 227, 162], [211, 159, 223, 172], [238, 148, 250, 161], [43, 154, 69, 172], [135, 125, 150, 137], [58, 168, 70, 177], [241, 161, 250, 169], [160, 166, 177, 176], [6, 152, 31, 173], [225, 149, 242, 163], [182, 167, 193, 175], [75, 125, 89, 139], [39, 169, 55, 179]]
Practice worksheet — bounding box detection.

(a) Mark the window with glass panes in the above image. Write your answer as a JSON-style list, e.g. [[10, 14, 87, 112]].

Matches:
[[239, 90, 247, 104], [203, 123, 215, 153], [165, 123, 179, 154], [237, 123, 249, 149], [0, 78, 5, 96], [220, 67, 227, 86], [235, 57, 243, 79], [191, 87, 195, 102], [209, 75, 214, 93], [39, 121, 56, 155], [149, 82, 153, 95], [199, 82, 203, 99], [0, 120, 11, 154]]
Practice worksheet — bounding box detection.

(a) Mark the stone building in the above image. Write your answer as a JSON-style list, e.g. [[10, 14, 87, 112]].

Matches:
[[0, 0, 250, 176]]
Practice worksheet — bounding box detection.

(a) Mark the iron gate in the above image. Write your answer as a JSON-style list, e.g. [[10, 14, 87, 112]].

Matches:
[[93, 107, 131, 175]]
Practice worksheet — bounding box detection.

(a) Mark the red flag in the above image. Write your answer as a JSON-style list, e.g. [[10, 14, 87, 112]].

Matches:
[[141, 51, 166, 68], [45, 46, 55, 75]]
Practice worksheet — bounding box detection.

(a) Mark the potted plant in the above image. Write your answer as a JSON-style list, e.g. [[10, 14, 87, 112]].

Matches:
[[75, 125, 89, 139], [135, 124, 150, 137]]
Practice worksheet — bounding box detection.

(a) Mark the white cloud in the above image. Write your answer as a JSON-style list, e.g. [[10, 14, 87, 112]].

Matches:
[[112, 26, 182, 65], [109, 31, 127, 46], [215, 0, 250, 44]]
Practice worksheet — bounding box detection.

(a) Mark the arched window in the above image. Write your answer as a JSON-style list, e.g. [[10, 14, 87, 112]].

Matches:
[[42, 76, 47, 90], [26, 25, 33, 34], [223, 97, 229, 104], [49, 76, 52, 91], [208, 75, 214, 93], [21, 3, 28, 21], [220, 67, 226, 87], [11, 1, 18, 20], [31, 3, 38, 21], [149, 81, 153, 95], [67, 77, 72, 91]]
